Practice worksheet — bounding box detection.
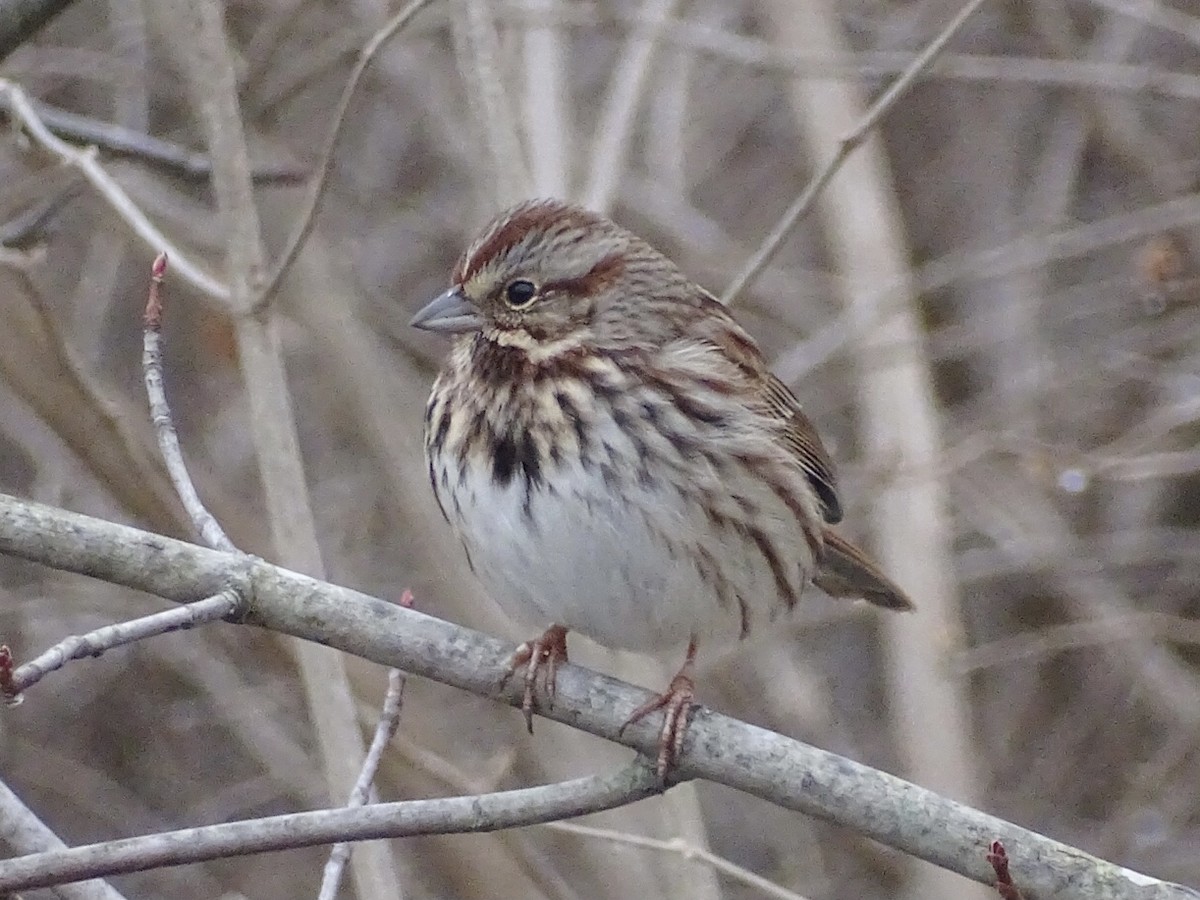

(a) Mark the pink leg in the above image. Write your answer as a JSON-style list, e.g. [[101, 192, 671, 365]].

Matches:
[[503, 625, 569, 733], [619, 640, 698, 778]]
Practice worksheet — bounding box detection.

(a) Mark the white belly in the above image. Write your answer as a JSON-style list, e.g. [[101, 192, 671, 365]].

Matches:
[[434, 435, 814, 653]]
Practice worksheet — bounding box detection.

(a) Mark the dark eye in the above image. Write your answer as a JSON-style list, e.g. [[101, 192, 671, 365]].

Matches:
[[504, 279, 538, 308]]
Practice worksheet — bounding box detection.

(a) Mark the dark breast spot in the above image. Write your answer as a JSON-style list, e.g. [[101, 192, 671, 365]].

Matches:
[[492, 429, 543, 490]]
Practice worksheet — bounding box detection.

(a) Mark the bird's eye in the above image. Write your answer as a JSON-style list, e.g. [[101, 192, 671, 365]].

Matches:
[[504, 280, 538, 308]]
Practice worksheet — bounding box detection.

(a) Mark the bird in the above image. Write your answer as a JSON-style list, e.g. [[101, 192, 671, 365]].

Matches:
[[411, 198, 913, 776]]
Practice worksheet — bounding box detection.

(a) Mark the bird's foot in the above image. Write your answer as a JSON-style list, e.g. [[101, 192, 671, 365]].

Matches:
[[619, 642, 697, 780], [502, 624, 569, 733]]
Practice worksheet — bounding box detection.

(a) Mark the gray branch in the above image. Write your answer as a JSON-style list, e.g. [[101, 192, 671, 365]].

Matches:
[[0, 761, 661, 892], [0, 493, 1195, 900]]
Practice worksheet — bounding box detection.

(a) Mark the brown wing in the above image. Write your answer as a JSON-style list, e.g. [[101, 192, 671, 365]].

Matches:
[[690, 293, 843, 524], [760, 373, 842, 524]]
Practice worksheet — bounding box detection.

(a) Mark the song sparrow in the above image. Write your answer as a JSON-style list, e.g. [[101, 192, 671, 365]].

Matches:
[[412, 199, 912, 775]]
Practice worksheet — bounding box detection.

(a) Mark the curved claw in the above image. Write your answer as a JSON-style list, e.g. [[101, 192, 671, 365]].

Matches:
[[502, 625, 569, 733], [619, 640, 698, 779]]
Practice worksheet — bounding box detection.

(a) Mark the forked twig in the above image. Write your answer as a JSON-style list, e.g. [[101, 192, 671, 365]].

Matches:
[[0, 79, 228, 300]]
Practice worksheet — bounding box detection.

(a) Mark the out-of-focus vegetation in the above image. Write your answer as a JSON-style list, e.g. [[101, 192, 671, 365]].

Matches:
[[1, 1, 1198, 897]]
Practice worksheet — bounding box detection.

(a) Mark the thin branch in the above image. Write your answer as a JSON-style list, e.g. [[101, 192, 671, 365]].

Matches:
[[0, 0, 78, 63], [142, 253, 235, 552], [496, 6, 1200, 101], [0, 760, 662, 893], [0, 94, 305, 182], [1, 590, 241, 701], [546, 822, 814, 900], [0, 495, 1194, 900], [0, 79, 229, 300], [178, 5, 402, 898], [0, 778, 129, 900], [251, 0, 435, 314], [721, 0, 989, 304], [319, 661, 409, 900]]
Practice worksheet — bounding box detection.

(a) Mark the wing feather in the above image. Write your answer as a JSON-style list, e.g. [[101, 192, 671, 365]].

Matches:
[[688, 294, 843, 523]]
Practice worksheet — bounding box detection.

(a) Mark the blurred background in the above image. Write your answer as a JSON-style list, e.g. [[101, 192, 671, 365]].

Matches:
[[1, 0, 1198, 897]]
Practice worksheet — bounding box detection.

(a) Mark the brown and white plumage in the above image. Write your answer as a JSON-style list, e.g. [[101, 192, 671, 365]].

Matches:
[[415, 198, 911, 662]]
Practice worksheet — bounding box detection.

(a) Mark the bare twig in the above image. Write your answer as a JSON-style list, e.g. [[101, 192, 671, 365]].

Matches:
[[177, 4, 402, 898], [320, 610, 411, 900], [1, 590, 241, 701], [142, 253, 235, 551], [721, 0, 989, 304], [0, 760, 662, 893], [0, 94, 304, 182], [0, 496, 1195, 900], [546, 822, 814, 900], [0, 79, 228, 300], [251, 0, 435, 313], [0, 778, 129, 900]]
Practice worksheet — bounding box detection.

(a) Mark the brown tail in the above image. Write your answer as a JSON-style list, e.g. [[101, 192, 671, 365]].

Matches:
[[811, 528, 915, 611]]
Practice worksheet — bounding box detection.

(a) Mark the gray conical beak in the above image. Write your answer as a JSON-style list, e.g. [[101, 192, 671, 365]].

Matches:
[[410, 287, 484, 334]]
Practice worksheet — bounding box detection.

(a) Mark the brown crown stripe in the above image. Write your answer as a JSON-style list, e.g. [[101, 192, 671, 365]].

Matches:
[[454, 200, 607, 284]]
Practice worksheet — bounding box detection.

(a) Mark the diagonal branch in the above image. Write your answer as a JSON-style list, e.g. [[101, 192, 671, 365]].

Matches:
[[0, 494, 1194, 900], [721, 0, 988, 304], [0, 78, 229, 300], [1, 589, 240, 700]]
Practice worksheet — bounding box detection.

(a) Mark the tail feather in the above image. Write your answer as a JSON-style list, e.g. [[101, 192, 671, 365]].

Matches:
[[812, 528, 915, 611]]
